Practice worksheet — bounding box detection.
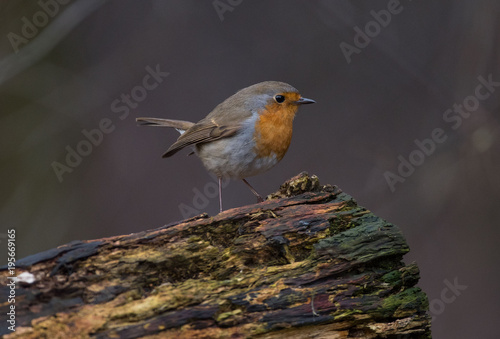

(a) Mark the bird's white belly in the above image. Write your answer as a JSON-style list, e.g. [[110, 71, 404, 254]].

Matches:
[[195, 113, 279, 179], [196, 134, 279, 179]]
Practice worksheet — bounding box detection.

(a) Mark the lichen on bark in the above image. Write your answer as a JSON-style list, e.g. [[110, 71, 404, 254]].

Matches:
[[0, 172, 431, 338]]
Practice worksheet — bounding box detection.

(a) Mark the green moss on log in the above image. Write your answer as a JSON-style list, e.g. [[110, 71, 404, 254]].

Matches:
[[0, 172, 431, 338]]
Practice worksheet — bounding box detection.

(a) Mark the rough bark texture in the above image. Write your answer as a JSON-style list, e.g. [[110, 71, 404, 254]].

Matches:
[[0, 172, 431, 338]]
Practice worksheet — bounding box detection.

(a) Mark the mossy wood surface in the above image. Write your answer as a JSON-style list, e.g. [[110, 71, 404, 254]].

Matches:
[[0, 173, 430, 338]]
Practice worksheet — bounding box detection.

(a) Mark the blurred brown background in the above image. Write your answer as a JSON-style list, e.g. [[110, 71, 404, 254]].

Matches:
[[1, 1, 499, 338]]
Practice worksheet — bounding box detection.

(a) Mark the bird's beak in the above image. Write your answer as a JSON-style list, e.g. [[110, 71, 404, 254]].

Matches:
[[296, 97, 315, 105]]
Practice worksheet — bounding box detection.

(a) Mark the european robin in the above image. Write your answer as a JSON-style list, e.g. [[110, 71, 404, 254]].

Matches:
[[137, 81, 315, 212]]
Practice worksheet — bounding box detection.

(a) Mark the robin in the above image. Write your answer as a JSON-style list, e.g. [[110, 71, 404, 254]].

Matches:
[[137, 81, 315, 212]]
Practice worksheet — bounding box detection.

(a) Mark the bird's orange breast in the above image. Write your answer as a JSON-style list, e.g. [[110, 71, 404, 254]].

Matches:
[[253, 94, 300, 160]]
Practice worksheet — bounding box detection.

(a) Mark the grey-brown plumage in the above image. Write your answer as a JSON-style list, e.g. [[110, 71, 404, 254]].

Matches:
[[136, 81, 315, 212]]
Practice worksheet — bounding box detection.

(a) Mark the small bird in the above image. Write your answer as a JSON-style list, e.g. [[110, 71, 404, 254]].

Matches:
[[137, 81, 315, 212]]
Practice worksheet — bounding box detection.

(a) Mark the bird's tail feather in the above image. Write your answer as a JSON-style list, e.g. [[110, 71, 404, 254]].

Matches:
[[136, 117, 195, 134]]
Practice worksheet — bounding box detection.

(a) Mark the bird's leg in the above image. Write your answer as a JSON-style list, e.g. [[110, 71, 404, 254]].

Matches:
[[242, 178, 264, 202], [218, 177, 223, 213]]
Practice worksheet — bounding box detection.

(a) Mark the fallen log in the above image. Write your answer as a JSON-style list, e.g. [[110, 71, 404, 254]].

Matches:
[[0, 172, 431, 338]]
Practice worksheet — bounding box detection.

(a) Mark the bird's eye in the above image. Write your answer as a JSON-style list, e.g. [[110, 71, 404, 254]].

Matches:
[[274, 95, 285, 103]]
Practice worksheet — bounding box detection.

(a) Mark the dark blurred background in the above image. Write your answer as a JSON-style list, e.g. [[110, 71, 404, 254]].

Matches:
[[1, 1, 499, 337]]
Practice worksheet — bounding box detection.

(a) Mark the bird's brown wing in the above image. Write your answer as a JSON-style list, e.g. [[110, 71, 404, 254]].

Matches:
[[162, 122, 241, 158]]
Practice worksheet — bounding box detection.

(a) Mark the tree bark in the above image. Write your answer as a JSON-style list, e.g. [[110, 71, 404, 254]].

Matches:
[[0, 172, 431, 338]]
